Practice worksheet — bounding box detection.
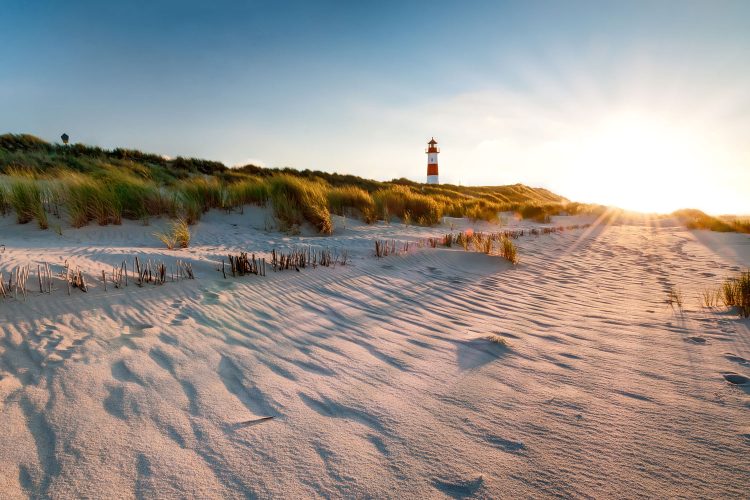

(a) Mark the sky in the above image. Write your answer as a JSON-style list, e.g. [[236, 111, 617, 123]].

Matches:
[[1, 0, 749, 214]]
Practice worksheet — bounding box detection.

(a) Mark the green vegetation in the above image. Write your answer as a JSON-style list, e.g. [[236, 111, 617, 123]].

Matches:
[[0, 184, 7, 215], [0, 132, 646, 234], [9, 177, 47, 228], [269, 175, 332, 234], [327, 186, 375, 222], [226, 177, 268, 210], [373, 185, 441, 225]]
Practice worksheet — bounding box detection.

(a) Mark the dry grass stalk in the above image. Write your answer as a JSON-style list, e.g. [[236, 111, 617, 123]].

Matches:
[[666, 286, 684, 311], [374, 240, 397, 258], [228, 252, 265, 277]]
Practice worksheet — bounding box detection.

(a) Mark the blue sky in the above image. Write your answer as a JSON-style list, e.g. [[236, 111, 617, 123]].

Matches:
[[2, 1, 749, 213]]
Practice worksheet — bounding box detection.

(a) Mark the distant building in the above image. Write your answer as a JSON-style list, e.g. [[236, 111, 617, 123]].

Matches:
[[426, 137, 439, 184]]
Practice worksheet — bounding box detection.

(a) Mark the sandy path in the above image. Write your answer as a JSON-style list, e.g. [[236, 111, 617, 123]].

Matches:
[[1, 215, 748, 498]]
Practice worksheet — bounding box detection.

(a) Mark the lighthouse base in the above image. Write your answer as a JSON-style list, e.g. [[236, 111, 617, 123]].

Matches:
[[426, 175, 439, 185]]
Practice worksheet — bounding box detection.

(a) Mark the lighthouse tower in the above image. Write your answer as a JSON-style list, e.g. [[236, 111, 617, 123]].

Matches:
[[426, 137, 439, 184]]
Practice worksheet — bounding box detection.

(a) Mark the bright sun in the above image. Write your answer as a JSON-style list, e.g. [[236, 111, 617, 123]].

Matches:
[[572, 113, 718, 214]]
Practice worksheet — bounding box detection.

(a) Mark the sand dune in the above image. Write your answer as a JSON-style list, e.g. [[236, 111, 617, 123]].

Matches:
[[1, 210, 748, 498]]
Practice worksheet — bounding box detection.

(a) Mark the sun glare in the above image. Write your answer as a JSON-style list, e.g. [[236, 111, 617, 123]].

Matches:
[[572, 113, 721, 214]]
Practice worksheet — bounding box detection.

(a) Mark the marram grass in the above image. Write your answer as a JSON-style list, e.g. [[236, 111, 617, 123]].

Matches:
[[269, 175, 332, 234], [9, 177, 47, 228], [154, 218, 191, 249]]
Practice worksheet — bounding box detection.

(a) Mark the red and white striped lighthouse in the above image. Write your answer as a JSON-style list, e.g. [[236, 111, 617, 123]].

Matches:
[[426, 137, 439, 184]]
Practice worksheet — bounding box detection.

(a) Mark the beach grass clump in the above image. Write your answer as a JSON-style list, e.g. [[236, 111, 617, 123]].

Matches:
[[700, 288, 722, 309], [499, 236, 518, 264], [64, 176, 119, 226], [0, 184, 9, 215], [519, 204, 554, 223], [179, 177, 224, 215], [446, 198, 502, 222], [108, 175, 160, 222], [327, 186, 376, 222], [181, 196, 202, 225], [226, 177, 268, 209], [9, 177, 47, 228], [465, 202, 500, 223], [721, 271, 750, 318], [154, 218, 191, 249], [373, 185, 441, 225], [269, 175, 332, 234]]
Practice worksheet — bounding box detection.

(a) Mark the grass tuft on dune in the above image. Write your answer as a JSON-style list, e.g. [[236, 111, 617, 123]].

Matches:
[[269, 175, 333, 234], [327, 186, 376, 222], [9, 177, 47, 228], [722, 271, 750, 318]]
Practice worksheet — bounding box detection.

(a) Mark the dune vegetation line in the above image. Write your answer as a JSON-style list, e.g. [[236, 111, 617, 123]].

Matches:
[[0, 133, 604, 234], [672, 209, 750, 234], [1, 134, 746, 234]]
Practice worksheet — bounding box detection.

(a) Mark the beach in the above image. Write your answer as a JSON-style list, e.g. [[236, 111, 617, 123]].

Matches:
[[1, 211, 749, 498]]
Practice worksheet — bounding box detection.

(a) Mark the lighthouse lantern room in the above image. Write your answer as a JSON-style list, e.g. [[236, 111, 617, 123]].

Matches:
[[426, 137, 439, 184]]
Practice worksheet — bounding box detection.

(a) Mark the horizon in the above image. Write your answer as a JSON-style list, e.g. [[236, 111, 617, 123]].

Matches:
[[2, 1, 749, 214]]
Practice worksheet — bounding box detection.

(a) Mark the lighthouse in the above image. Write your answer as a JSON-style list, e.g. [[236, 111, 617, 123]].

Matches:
[[426, 137, 439, 184]]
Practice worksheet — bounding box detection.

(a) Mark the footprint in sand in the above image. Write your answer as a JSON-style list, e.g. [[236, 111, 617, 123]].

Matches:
[[111, 323, 159, 350], [171, 313, 190, 326], [685, 336, 708, 344], [126, 323, 160, 336], [724, 354, 748, 365], [432, 476, 484, 499], [721, 372, 749, 385], [41, 324, 58, 335]]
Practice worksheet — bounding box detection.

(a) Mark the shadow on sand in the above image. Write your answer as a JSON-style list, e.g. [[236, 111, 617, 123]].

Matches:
[[455, 338, 510, 372]]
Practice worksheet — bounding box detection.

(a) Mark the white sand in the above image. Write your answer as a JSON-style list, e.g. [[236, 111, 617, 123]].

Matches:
[[0, 210, 748, 498]]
